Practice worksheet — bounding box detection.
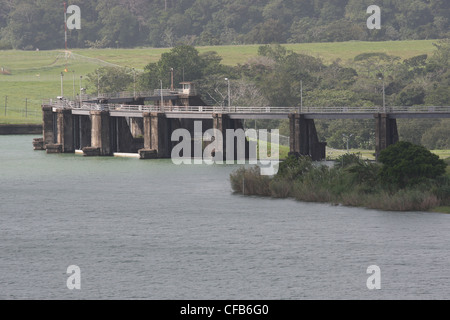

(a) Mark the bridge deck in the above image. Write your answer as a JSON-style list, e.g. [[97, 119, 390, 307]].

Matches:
[[51, 102, 450, 120]]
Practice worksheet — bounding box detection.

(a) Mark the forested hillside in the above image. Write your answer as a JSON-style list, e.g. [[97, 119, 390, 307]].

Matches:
[[0, 0, 449, 50]]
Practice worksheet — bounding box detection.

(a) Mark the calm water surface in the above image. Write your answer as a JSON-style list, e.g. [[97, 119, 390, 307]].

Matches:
[[0, 135, 449, 299]]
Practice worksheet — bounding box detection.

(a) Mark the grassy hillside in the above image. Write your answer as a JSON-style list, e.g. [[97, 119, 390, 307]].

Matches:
[[71, 40, 437, 67], [0, 40, 438, 125]]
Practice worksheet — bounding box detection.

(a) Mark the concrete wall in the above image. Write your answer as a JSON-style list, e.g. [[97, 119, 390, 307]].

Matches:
[[0, 124, 42, 135]]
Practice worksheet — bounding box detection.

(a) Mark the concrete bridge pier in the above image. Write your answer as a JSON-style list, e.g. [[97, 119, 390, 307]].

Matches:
[[141, 112, 171, 158], [374, 113, 399, 159], [289, 114, 326, 161], [42, 106, 54, 147], [73, 115, 91, 151], [89, 110, 111, 156], [211, 113, 250, 161], [53, 108, 75, 153], [212, 113, 227, 159]]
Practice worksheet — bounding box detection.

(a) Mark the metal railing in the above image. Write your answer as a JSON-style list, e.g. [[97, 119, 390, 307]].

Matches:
[[80, 89, 193, 101], [44, 101, 450, 114], [300, 106, 450, 113]]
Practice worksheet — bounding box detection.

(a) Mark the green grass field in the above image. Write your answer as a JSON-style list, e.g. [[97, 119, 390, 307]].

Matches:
[[72, 40, 437, 67], [0, 40, 439, 125]]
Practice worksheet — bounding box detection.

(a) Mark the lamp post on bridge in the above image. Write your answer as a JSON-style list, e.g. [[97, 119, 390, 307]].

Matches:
[[300, 80, 303, 113], [97, 69, 100, 97], [79, 76, 83, 106], [160, 80, 164, 109], [133, 68, 136, 99], [72, 70, 76, 101], [225, 78, 231, 110], [378, 75, 386, 113], [60, 72, 64, 98]]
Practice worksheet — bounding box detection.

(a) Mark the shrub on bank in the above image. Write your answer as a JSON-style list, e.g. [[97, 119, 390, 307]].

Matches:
[[378, 141, 447, 188], [230, 166, 271, 196], [230, 144, 449, 211]]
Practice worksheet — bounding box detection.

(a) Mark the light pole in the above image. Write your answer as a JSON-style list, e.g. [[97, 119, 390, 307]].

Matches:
[[60, 72, 64, 98], [379, 75, 386, 113], [160, 80, 164, 108], [225, 78, 231, 110], [133, 68, 136, 98], [300, 80, 303, 113], [72, 70, 75, 101], [170, 68, 174, 91], [97, 69, 100, 97], [79, 76, 83, 106]]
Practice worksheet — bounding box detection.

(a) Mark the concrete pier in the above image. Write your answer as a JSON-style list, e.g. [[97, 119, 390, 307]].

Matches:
[[374, 113, 399, 159], [143, 112, 171, 158], [289, 114, 327, 161], [90, 110, 111, 156], [42, 106, 54, 147], [56, 109, 74, 153]]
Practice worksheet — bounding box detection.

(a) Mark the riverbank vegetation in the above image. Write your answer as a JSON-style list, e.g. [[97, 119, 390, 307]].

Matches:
[[230, 142, 450, 212]]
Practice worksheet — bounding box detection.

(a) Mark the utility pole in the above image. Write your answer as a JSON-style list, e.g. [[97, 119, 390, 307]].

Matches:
[[97, 70, 100, 97], [378, 75, 386, 113], [225, 78, 231, 110], [133, 68, 136, 98], [60, 72, 64, 97], [72, 70, 75, 101], [64, 2, 68, 52], [300, 80, 303, 113], [79, 76, 83, 106], [160, 80, 164, 108]]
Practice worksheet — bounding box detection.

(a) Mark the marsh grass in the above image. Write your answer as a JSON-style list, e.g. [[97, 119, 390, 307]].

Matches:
[[230, 154, 450, 212]]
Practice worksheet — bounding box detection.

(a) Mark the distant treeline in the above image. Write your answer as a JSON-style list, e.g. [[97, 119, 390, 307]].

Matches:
[[0, 0, 449, 50]]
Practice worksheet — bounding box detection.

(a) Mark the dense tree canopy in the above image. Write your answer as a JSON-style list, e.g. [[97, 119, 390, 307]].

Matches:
[[378, 141, 447, 187], [0, 0, 449, 50]]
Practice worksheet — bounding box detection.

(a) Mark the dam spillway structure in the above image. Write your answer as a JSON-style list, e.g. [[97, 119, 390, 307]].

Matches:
[[33, 83, 450, 161], [33, 82, 249, 160]]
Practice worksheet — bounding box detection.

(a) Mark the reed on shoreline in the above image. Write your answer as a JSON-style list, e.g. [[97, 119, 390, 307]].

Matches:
[[230, 153, 450, 212]]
